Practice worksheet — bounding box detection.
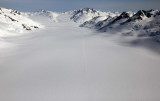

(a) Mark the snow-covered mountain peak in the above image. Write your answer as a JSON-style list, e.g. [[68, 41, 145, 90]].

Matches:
[[72, 8, 98, 14], [0, 7, 21, 16], [129, 9, 160, 21], [70, 8, 119, 23], [29, 10, 59, 22], [120, 11, 134, 18], [36, 9, 54, 15], [130, 10, 151, 21], [0, 7, 43, 36]]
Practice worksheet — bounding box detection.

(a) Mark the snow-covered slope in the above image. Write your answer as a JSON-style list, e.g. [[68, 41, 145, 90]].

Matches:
[[0, 7, 43, 37], [28, 10, 59, 22], [99, 10, 160, 36]]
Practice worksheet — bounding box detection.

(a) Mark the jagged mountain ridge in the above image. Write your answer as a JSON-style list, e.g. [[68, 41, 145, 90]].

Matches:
[[70, 8, 119, 23], [80, 9, 160, 38]]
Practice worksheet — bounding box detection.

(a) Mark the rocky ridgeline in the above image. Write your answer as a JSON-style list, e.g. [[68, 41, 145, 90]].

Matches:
[[0, 7, 41, 33], [74, 8, 160, 42]]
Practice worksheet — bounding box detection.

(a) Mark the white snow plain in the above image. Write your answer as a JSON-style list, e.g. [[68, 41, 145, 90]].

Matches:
[[0, 12, 160, 101]]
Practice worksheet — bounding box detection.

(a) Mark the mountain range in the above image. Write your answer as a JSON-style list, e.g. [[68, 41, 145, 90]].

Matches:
[[0, 7, 160, 45]]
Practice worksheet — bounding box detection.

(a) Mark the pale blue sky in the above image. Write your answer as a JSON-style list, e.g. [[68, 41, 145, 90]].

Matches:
[[0, 0, 160, 12]]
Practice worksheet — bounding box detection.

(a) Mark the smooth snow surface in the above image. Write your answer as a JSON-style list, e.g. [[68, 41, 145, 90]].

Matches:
[[0, 13, 160, 101]]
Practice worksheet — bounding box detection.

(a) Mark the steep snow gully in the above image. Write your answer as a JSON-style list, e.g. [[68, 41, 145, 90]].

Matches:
[[0, 8, 160, 101]]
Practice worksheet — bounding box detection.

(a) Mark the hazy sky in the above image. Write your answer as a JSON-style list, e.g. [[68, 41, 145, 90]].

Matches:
[[0, 0, 160, 12]]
